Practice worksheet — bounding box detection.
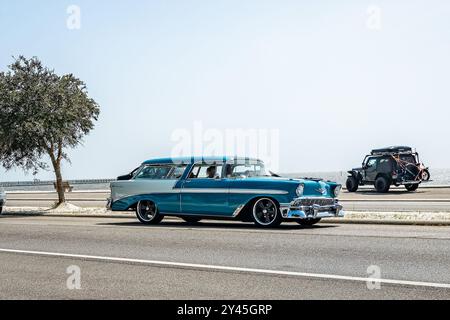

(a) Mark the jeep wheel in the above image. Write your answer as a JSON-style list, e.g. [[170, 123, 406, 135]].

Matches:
[[346, 176, 359, 192], [374, 176, 390, 193], [252, 198, 281, 228], [405, 184, 419, 192], [136, 200, 164, 225], [297, 218, 321, 226]]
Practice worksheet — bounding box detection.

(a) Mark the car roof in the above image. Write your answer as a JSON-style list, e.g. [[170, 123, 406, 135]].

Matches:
[[142, 156, 262, 165]]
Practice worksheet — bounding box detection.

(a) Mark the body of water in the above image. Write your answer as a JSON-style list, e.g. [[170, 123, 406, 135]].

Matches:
[[1, 169, 449, 192]]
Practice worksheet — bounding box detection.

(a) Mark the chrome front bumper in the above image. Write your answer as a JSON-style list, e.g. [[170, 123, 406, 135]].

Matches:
[[280, 198, 344, 220]]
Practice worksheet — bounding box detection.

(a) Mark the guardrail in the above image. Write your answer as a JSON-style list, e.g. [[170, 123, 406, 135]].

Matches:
[[0, 179, 115, 188]]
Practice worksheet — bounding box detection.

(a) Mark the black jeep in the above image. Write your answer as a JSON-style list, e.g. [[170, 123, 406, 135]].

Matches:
[[346, 146, 430, 193]]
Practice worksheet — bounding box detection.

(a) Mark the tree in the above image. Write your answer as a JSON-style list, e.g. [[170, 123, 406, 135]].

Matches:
[[0, 56, 100, 205]]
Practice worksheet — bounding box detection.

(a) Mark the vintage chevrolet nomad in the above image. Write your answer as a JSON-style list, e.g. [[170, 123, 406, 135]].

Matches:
[[108, 157, 344, 227]]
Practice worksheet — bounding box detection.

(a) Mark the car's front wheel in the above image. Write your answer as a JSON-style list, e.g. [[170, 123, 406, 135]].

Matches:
[[136, 200, 164, 225], [297, 218, 322, 226], [252, 198, 281, 228], [0, 206, 3, 215]]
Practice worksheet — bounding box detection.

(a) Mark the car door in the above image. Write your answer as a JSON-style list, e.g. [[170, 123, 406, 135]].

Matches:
[[180, 163, 231, 215], [364, 157, 378, 182]]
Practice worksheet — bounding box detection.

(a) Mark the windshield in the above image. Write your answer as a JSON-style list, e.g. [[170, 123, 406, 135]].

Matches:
[[227, 162, 271, 178]]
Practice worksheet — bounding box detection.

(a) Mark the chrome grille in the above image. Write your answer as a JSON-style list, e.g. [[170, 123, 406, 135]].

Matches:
[[293, 198, 335, 207]]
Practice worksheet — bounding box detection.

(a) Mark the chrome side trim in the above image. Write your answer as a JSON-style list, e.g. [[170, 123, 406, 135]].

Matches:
[[181, 188, 288, 195], [229, 189, 288, 195], [232, 204, 245, 217]]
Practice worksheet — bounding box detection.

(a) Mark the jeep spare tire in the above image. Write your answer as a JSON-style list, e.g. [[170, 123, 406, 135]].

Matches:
[[346, 176, 359, 192], [421, 169, 430, 181], [374, 176, 390, 193]]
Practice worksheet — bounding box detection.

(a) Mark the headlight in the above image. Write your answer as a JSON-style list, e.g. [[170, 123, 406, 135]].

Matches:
[[333, 185, 342, 197], [296, 184, 304, 197]]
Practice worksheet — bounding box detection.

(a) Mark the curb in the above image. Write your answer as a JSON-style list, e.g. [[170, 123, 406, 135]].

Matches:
[[323, 218, 450, 226]]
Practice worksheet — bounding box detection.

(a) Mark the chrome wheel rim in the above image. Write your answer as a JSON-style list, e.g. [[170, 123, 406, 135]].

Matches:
[[253, 198, 277, 225], [137, 200, 157, 222]]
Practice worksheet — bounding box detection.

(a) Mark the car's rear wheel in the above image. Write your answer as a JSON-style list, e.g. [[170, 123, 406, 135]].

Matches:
[[136, 200, 164, 225], [0, 206, 3, 215], [346, 176, 359, 192], [297, 218, 322, 226], [405, 184, 419, 192], [374, 176, 390, 193], [182, 216, 202, 224], [252, 198, 281, 228]]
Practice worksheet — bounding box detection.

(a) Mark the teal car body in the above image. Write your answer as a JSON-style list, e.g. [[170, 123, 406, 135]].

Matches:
[[108, 156, 344, 225]]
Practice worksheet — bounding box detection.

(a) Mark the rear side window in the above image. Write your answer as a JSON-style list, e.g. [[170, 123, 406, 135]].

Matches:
[[399, 155, 416, 164], [167, 165, 188, 179], [134, 165, 173, 180], [378, 157, 394, 172]]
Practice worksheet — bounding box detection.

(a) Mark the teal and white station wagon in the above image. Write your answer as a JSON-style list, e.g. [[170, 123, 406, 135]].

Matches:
[[108, 156, 344, 228]]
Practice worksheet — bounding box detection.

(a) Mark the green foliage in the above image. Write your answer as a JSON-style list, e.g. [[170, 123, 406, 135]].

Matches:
[[0, 56, 100, 174]]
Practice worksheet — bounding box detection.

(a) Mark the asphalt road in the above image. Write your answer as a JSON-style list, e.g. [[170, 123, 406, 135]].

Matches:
[[0, 215, 449, 299], [5, 187, 450, 212]]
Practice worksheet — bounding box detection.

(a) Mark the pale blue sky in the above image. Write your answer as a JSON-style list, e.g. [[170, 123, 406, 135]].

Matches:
[[1, 0, 449, 180]]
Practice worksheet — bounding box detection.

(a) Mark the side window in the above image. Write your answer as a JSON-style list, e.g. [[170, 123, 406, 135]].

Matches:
[[167, 165, 188, 179], [134, 165, 172, 180], [378, 157, 393, 172], [366, 158, 377, 168], [188, 164, 223, 179], [400, 155, 416, 164]]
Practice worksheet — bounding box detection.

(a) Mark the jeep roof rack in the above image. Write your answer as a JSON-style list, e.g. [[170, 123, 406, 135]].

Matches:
[[371, 146, 413, 155]]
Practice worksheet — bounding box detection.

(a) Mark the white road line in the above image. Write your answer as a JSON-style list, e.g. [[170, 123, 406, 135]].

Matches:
[[1, 248, 449, 289]]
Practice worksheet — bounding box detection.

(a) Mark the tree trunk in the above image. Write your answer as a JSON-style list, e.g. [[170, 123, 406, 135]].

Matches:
[[48, 148, 65, 205], [53, 160, 65, 205]]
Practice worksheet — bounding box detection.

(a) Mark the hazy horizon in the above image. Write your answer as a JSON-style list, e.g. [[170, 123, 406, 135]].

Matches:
[[1, 0, 450, 181]]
